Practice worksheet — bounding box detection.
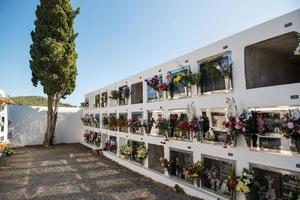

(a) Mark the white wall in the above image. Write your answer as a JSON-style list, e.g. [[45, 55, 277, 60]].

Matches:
[[82, 9, 300, 200], [0, 89, 8, 142], [8, 106, 83, 146]]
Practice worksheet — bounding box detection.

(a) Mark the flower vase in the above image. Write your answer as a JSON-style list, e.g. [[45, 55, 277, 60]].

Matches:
[[164, 168, 169, 176], [244, 135, 252, 147], [229, 190, 236, 200], [245, 193, 254, 200], [224, 76, 232, 90], [192, 84, 198, 95], [252, 135, 258, 147], [294, 138, 300, 153], [232, 132, 237, 147], [193, 178, 201, 188], [125, 98, 128, 105]]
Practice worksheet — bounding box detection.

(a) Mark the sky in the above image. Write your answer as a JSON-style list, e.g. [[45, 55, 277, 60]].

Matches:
[[0, 0, 299, 106]]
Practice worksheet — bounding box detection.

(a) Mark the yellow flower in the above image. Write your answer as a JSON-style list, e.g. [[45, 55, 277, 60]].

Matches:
[[236, 181, 250, 193]]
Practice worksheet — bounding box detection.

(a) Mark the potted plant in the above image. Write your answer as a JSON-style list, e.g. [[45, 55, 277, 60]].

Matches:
[[188, 161, 206, 188], [236, 168, 258, 200], [119, 85, 130, 105], [102, 116, 109, 129], [159, 157, 170, 176], [108, 115, 118, 131], [279, 112, 300, 152], [215, 61, 232, 90], [226, 168, 238, 200], [120, 144, 133, 159], [225, 114, 246, 147], [109, 90, 120, 105], [156, 118, 169, 137], [136, 145, 147, 164], [169, 114, 179, 138]]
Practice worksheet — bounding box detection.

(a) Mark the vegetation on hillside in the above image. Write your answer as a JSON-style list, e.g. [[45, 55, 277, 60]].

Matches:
[[11, 96, 76, 107]]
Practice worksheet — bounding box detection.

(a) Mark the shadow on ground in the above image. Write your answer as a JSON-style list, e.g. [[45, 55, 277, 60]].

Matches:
[[0, 144, 200, 200]]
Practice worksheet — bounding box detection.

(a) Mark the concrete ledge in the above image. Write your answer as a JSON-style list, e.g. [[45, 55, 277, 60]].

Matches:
[[103, 151, 226, 200]]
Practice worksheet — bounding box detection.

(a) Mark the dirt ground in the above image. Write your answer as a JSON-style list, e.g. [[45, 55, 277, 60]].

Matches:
[[0, 143, 200, 200]]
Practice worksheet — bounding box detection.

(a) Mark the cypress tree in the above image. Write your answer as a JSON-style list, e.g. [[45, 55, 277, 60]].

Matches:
[[29, 0, 79, 147]]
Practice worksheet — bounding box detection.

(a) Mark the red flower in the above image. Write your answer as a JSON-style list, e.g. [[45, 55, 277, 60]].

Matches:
[[227, 178, 238, 190], [170, 114, 178, 121]]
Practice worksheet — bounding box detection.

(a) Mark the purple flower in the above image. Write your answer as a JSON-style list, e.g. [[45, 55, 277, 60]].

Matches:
[[287, 122, 294, 129]]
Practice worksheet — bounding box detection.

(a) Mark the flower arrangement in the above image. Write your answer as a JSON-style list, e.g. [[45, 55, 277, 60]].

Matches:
[[101, 92, 107, 107], [109, 90, 121, 100], [172, 184, 185, 194], [215, 60, 232, 78], [156, 118, 169, 135], [169, 114, 179, 129], [0, 97, 14, 106], [0, 141, 13, 158], [136, 145, 147, 160], [159, 157, 170, 170], [187, 161, 206, 178], [128, 118, 143, 133], [83, 132, 91, 142], [142, 119, 155, 134], [120, 85, 130, 99], [279, 112, 300, 140], [108, 115, 118, 129], [102, 116, 109, 126], [145, 75, 168, 92], [236, 168, 256, 194], [189, 116, 200, 133], [120, 144, 133, 158], [118, 117, 128, 129], [226, 168, 238, 199]]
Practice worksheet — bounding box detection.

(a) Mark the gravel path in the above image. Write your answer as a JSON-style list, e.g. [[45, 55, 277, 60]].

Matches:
[[0, 144, 200, 200]]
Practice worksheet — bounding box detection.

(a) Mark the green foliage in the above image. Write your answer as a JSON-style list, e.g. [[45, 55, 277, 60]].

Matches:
[[192, 161, 206, 178], [172, 184, 185, 194], [30, 0, 79, 98], [11, 96, 75, 107], [136, 145, 147, 160]]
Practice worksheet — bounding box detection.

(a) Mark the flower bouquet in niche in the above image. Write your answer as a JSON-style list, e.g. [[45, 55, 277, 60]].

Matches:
[[83, 132, 91, 143], [128, 118, 143, 134], [136, 145, 147, 164], [279, 110, 300, 152], [169, 114, 179, 138], [159, 157, 170, 174], [225, 114, 246, 147], [226, 168, 238, 200], [156, 118, 169, 137], [119, 85, 130, 105], [236, 168, 258, 200], [215, 59, 233, 90], [120, 144, 133, 159], [188, 161, 206, 188]]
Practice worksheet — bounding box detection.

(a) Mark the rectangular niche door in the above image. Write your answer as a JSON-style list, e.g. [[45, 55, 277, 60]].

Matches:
[[148, 144, 164, 173]]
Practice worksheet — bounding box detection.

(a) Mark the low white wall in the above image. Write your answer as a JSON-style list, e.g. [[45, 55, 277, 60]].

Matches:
[[8, 106, 83, 146]]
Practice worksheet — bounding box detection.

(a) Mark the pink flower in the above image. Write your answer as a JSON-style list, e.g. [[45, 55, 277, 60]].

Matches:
[[287, 122, 294, 129], [235, 121, 244, 130]]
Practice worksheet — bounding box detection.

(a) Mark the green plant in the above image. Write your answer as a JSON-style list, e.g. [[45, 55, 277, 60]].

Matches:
[[29, 0, 80, 146], [190, 72, 202, 85], [172, 184, 185, 194], [136, 145, 147, 160], [109, 90, 120, 100], [102, 116, 109, 126], [120, 144, 133, 157], [193, 161, 206, 178]]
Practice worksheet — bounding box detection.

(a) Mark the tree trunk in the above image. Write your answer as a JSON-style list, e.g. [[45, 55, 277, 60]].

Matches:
[[43, 95, 60, 147]]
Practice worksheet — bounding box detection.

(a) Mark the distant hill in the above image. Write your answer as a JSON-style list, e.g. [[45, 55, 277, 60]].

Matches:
[[11, 96, 76, 107]]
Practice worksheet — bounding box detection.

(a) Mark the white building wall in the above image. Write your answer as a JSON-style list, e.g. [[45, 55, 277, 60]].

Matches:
[[0, 89, 8, 142], [83, 10, 300, 200], [9, 106, 83, 146]]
